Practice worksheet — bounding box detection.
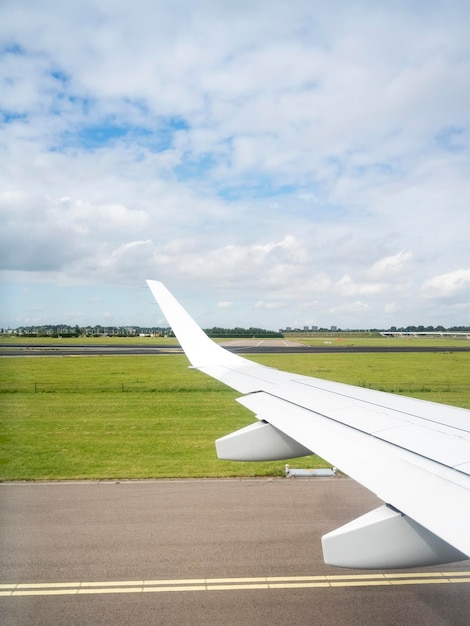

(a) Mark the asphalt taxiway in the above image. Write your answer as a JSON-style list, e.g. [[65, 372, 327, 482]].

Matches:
[[1, 479, 469, 625]]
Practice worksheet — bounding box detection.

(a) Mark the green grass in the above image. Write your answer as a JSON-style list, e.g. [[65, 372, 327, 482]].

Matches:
[[289, 335, 470, 349], [249, 352, 470, 406], [1, 352, 469, 480]]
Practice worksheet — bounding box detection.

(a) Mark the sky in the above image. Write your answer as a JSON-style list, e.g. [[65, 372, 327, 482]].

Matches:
[[1, 0, 469, 331]]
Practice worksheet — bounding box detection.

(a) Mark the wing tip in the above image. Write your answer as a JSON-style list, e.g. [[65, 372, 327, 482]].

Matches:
[[146, 278, 162, 288]]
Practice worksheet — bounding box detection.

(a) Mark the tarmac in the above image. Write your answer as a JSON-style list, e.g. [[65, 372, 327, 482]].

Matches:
[[2, 339, 470, 356], [1, 478, 469, 625]]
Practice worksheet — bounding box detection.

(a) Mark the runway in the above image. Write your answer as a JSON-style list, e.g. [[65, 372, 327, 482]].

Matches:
[[2, 340, 470, 356], [1, 479, 469, 625]]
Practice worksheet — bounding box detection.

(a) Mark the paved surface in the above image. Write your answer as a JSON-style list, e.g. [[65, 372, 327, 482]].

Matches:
[[2, 341, 470, 356], [1, 479, 469, 625]]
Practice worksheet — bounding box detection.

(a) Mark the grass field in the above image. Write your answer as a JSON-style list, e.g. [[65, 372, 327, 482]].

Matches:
[[291, 336, 470, 348], [1, 351, 469, 480]]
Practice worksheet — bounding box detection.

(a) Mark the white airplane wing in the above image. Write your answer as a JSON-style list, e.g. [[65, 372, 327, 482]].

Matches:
[[147, 280, 470, 569]]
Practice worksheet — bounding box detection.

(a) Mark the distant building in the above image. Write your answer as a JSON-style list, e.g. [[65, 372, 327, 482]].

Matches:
[[331, 325, 337, 331]]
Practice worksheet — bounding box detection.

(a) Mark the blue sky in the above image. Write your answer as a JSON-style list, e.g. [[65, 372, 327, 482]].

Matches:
[[1, 0, 469, 330]]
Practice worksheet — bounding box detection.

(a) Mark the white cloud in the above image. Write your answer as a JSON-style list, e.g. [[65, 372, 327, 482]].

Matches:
[[1, 1, 469, 328], [329, 301, 369, 314], [422, 268, 470, 298], [254, 301, 284, 310], [334, 275, 385, 297], [366, 250, 412, 280]]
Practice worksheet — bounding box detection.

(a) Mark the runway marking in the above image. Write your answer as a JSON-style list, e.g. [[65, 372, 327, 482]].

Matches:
[[1, 572, 470, 597]]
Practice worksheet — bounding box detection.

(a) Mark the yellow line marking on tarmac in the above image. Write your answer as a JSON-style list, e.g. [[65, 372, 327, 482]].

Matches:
[[1, 572, 470, 597]]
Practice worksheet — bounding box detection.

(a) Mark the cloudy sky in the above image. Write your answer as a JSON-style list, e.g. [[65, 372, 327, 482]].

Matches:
[[1, 1, 469, 331]]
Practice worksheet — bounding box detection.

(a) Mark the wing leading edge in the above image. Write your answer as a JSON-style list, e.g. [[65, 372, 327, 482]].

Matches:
[[147, 280, 470, 568]]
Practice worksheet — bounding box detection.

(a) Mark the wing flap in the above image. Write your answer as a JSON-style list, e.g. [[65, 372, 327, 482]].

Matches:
[[322, 505, 467, 568], [215, 421, 312, 461]]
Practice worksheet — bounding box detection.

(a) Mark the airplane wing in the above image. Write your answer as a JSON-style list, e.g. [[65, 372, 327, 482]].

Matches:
[[147, 280, 470, 569]]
